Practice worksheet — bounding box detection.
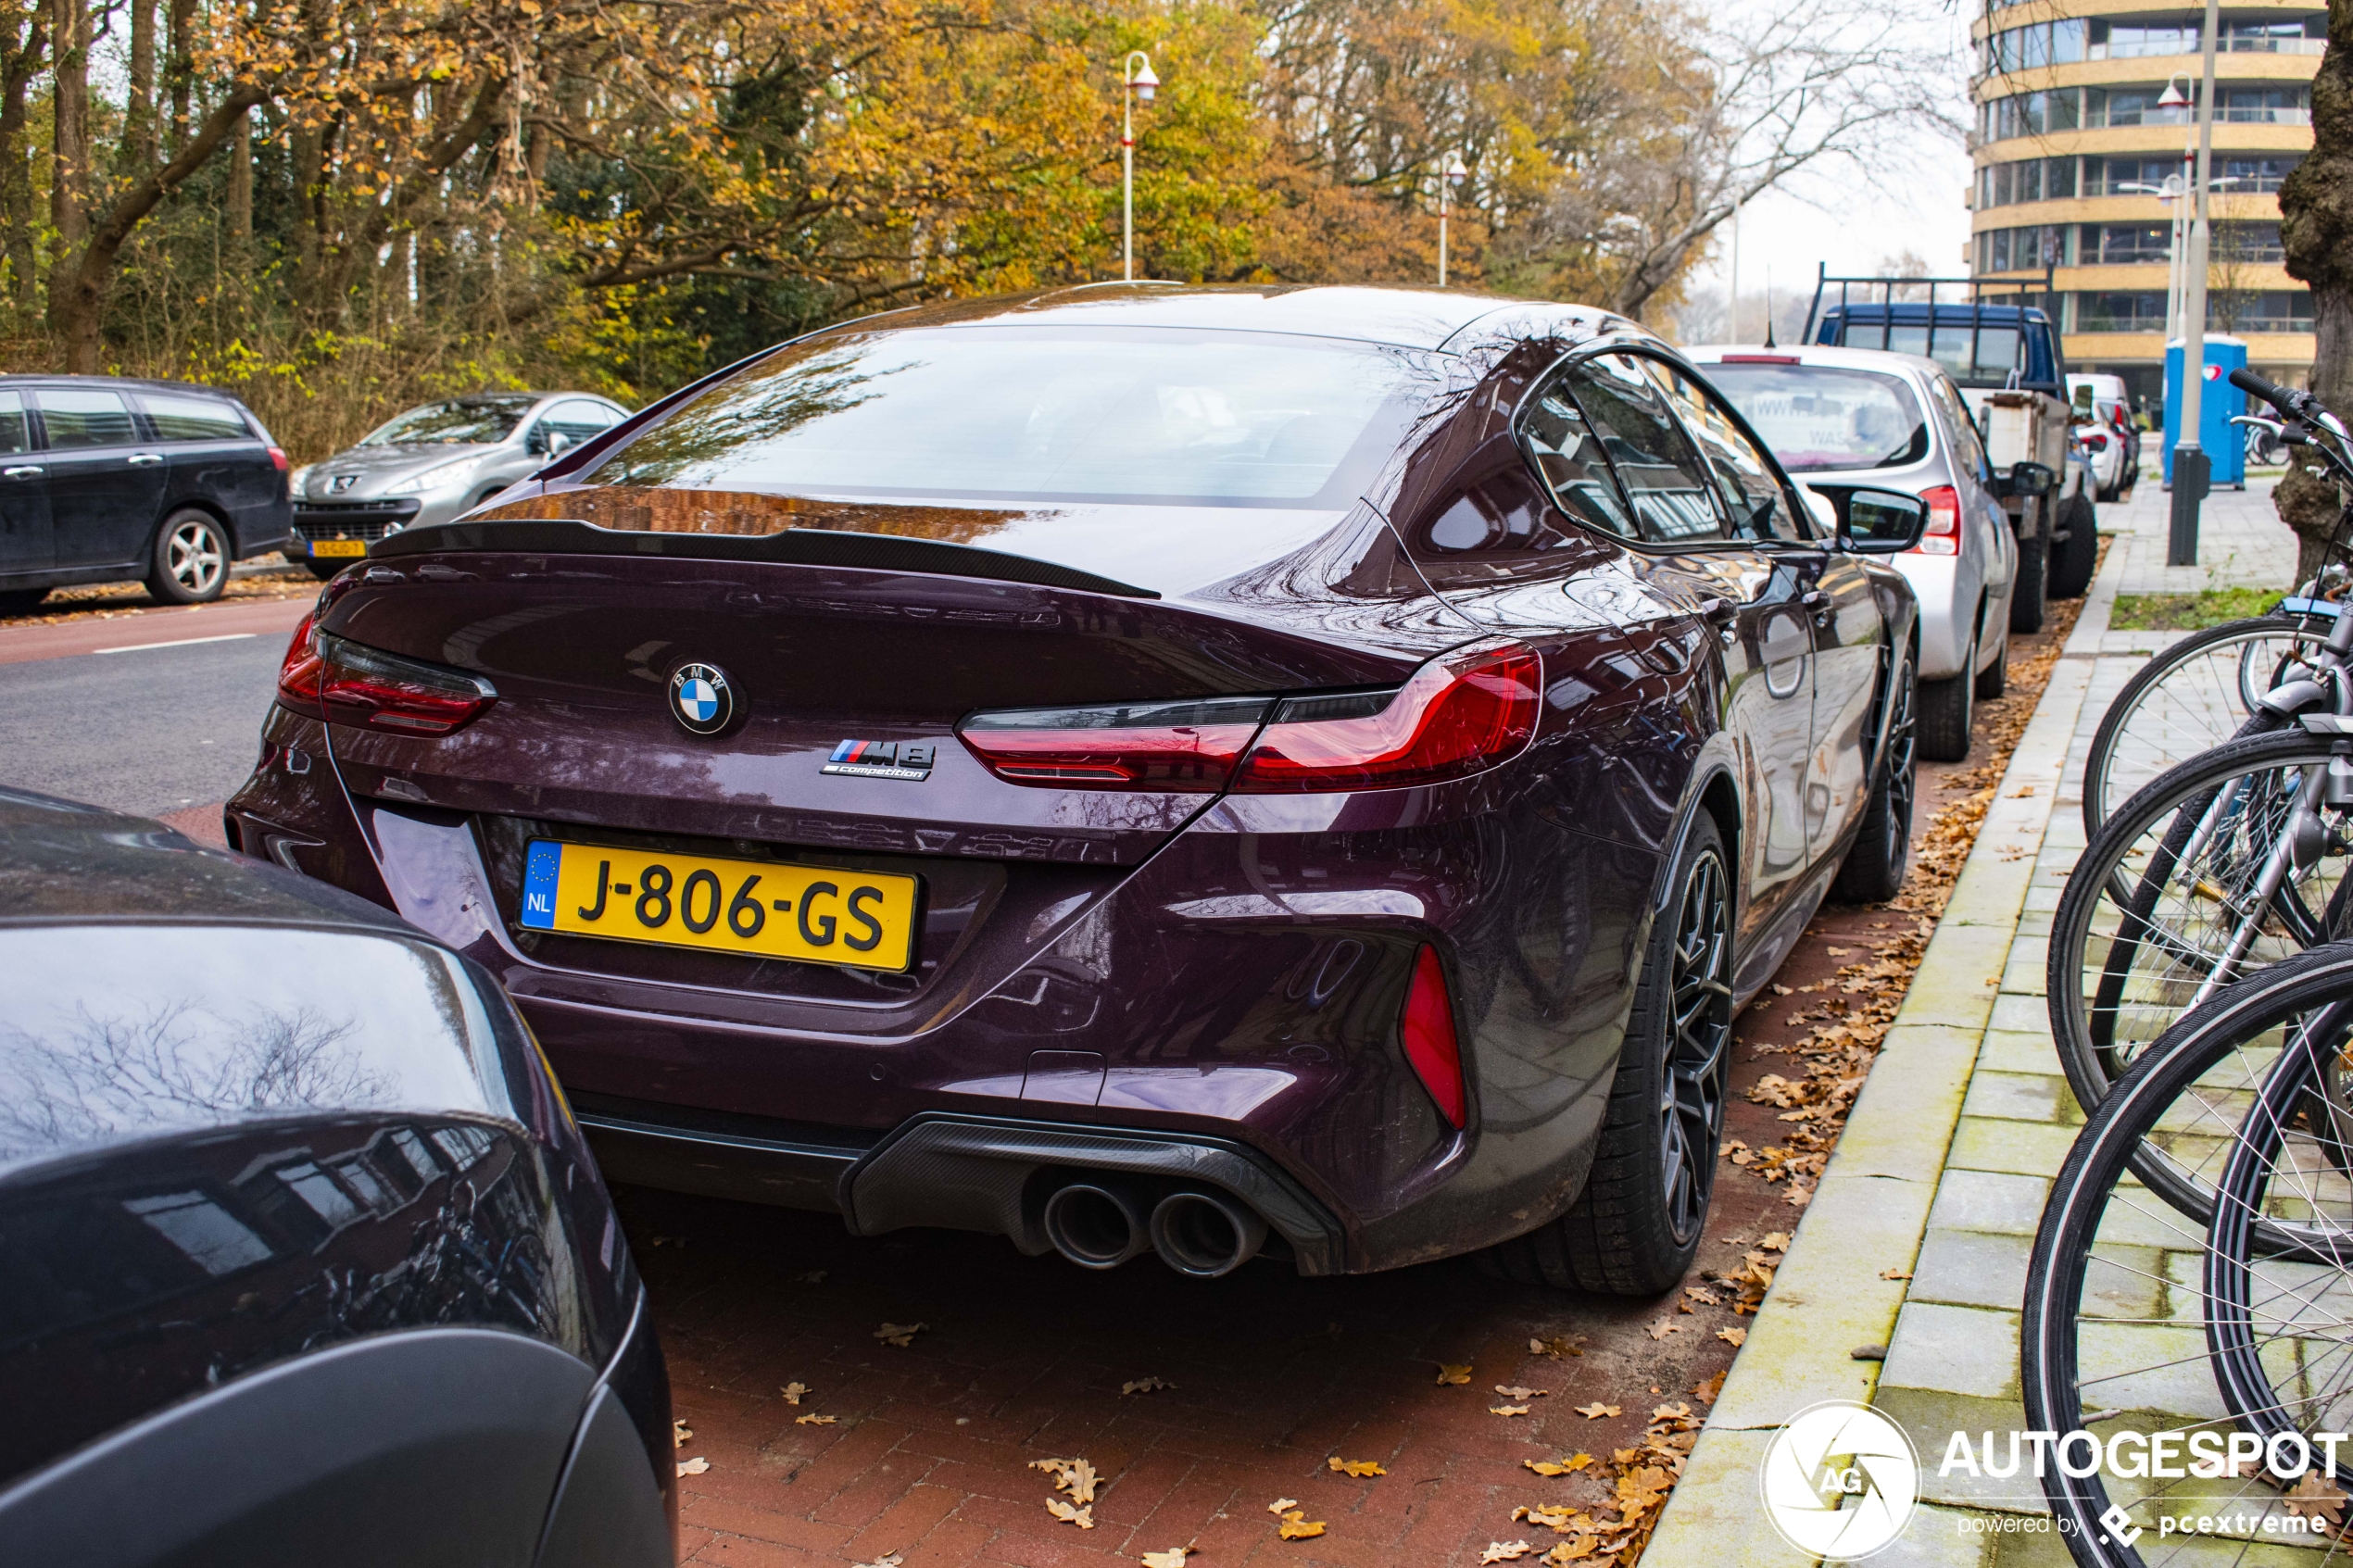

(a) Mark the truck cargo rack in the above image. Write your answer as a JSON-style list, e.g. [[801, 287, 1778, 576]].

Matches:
[[1801, 263, 2057, 347]]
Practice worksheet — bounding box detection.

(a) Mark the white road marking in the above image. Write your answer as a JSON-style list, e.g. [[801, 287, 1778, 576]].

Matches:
[[94, 632, 258, 655]]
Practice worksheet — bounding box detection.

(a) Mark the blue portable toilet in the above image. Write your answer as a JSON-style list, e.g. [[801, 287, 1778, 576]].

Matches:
[[2164, 334, 2249, 488]]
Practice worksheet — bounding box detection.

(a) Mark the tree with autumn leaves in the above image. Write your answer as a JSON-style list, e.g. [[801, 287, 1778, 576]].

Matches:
[[0, 0, 1955, 452]]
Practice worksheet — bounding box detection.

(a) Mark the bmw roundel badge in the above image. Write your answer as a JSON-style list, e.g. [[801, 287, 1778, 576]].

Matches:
[[667, 662, 737, 737]]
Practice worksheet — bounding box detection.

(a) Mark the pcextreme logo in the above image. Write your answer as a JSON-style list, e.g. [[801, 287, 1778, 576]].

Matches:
[[1758, 1400, 1921, 1560]]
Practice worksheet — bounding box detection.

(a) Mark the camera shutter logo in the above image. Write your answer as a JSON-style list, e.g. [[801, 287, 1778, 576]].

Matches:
[[1758, 1400, 1919, 1559]]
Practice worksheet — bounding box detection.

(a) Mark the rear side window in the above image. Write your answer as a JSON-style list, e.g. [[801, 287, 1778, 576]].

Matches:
[[140, 393, 250, 443], [1517, 380, 1636, 538], [1926, 376, 1991, 477], [1557, 355, 1727, 545], [0, 390, 29, 456], [38, 388, 136, 449]]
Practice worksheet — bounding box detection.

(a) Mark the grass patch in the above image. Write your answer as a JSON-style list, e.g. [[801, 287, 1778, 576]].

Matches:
[[2108, 585, 2284, 631]]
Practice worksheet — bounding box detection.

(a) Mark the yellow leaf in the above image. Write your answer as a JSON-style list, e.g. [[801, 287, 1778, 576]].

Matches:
[[1277, 1510, 1326, 1540], [673, 1419, 692, 1447], [1644, 1320, 1680, 1340], [1141, 1549, 1193, 1568], [1122, 1376, 1173, 1396], [1880, 1268, 1912, 1281], [1718, 1327, 1747, 1347], [1494, 1386, 1547, 1399], [1436, 1362, 1473, 1385], [1529, 1335, 1585, 1358], [1573, 1403, 1620, 1419], [1267, 1498, 1299, 1514], [1032, 1457, 1100, 1504], [1761, 1233, 1790, 1252], [675, 1456, 709, 1475], [1546, 1539, 1597, 1562], [1693, 1371, 1728, 1404], [782, 1383, 810, 1405], [1525, 1459, 1572, 1476], [1327, 1457, 1386, 1476], [874, 1322, 925, 1347], [1491, 1404, 1531, 1417], [796, 1413, 837, 1425], [1481, 1542, 1533, 1562], [1046, 1499, 1095, 1529]]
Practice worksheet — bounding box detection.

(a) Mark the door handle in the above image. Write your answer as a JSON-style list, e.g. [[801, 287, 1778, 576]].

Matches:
[[126, 452, 164, 466], [1698, 597, 1736, 642], [3, 465, 41, 478], [1801, 589, 1831, 622]]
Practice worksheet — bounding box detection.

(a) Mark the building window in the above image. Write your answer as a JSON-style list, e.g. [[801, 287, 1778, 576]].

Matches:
[[2088, 19, 2200, 59], [2220, 86, 2311, 124], [2211, 221, 2284, 264], [1983, 19, 2087, 74], [2076, 293, 2168, 332], [1981, 88, 2082, 142], [2095, 224, 2172, 264], [2087, 86, 2192, 128], [2217, 290, 2317, 332], [1978, 224, 2070, 273], [2085, 157, 2183, 196], [1977, 156, 2080, 208], [2221, 156, 2303, 194], [2221, 18, 2325, 54]]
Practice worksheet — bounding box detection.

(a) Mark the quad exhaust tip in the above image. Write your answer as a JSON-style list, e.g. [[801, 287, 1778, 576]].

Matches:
[[1039, 1180, 1269, 1276]]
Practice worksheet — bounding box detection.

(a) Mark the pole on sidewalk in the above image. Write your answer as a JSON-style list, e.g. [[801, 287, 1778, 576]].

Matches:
[[2170, 0, 2221, 567]]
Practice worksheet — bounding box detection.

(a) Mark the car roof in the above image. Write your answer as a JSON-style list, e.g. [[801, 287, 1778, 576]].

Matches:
[[0, 373, 249, 403], [0, 786, 422, 931], [1683, 343, 1952, 383], [817, 282, 1608, 354]]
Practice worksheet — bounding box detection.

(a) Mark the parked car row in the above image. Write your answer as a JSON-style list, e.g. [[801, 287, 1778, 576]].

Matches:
[[0, 382, 629, 612]]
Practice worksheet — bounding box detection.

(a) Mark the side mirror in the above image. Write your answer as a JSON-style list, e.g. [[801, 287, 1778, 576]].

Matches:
[[1990, 460, 2056, 499], [544, 429, 575, 456], [1820, 487, 1927, 554]]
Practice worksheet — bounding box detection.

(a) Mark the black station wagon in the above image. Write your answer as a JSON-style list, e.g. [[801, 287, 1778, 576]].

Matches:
[[0, 375, 293, 612]]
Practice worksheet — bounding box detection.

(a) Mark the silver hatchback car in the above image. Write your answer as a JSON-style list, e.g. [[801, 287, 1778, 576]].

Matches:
[[1687, 345, 2016, 761], [288, 393, 629, 578]]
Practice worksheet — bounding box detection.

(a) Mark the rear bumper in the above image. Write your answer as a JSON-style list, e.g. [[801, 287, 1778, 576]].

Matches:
[[1886, 554, 1979, 680]]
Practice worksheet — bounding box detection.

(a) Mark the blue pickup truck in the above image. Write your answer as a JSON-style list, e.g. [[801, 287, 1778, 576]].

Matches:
[[1806, 278, 2098, 633]]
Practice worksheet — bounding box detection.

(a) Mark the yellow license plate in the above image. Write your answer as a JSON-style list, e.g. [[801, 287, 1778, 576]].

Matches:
[[518, 840, 918, 971], [310, 538, 367, 558]]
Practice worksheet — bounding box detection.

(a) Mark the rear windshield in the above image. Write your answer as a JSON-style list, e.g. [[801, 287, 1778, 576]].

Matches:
[[1701, 363, 1930, 472], [1835, 317, 2024, 384], [583, 326, 1444, 507], [361, 397, 535, 446]]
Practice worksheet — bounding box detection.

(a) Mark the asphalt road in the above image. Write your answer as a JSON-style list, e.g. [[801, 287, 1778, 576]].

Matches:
[[0, 626, 285, 816]]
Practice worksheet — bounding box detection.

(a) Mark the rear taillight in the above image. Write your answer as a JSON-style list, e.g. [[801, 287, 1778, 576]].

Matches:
[[1400, 946, 1466, 1128], [277, 627, 497, 735], [958, 696, 1273, 790], [268, 445, 289, 472], [1233, 641, 1540, 793], [1909, 484, 1961, 558]]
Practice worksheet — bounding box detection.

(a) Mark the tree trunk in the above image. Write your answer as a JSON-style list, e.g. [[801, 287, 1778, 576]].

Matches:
[[0, 7, 45, 324], [2276, 0, 2353, 585], [166, 0, 193, 150], [227, 107, 251, 245], [126, 0, 155, 169], [48, 0, 84, 253]]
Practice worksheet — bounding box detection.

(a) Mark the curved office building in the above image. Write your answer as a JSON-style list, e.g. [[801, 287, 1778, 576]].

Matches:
[[1969, 0, 2321, 413]]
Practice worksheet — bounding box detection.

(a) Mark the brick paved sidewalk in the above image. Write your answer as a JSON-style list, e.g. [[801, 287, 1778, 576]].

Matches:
[[1644, 483, 2310, 1566]]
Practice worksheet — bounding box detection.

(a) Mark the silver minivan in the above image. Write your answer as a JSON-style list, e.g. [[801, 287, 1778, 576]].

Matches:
[[288, 393, 629, 578], [1688, 345, 2016, 762]]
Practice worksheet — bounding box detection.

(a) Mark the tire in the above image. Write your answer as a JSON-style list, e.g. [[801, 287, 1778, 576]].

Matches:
[[145, 508, 229, 604], [1481, 815, 1733, 1295], [1972, 621, 2007, 699], [2046, 492, 2097, 599], [2007, 508, 2046, 634], [2078, 611, 2328, 833], [1831, 644, 1916, 904], [0, 586, 47, 615], [1915, 624, 1974, 763]]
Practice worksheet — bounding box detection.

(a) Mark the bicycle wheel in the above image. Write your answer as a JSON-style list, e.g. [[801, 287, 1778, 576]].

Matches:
[[2049, 728, 2353, 1118], [2024, 942, 2353, 1567], [2081, 613, 2326, 834]]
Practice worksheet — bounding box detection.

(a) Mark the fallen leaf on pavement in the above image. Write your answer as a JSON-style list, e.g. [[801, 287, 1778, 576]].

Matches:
[[1277, 1511, 1326, 1540], [1140, 1549, 1193, 1568], [1545, 1543, 1595, 1564], [1825, 947, 1851, 957], [1529, 1335, 1586, 1358], [1046, 1499, 1095, 1529], [1032, 1457, 1101, 1504], [1122, 1376, 1173, 1396], [1267, 1499, 1298, 1514], [2288, 1473, 2347, 1526], [782, 1382, 810, 1405], [1327, 1457, 1386, 1477], [853, 1556, 902, 1568], [676, 1457, 709, 1476], [1693, 1371, 1727, 1404], [1760, 1232, 1790, 1252], [1491, 1404, 1531, 1417], [874, 1322, 925, 1348], [1523, 1454, 1594, 1476], [1436, 1362, 1473, 1385], [1717, 1327, 1746, 1347], [796, 1414, 837, 1425], [1645, 1319, 1680, 1340], [1880, 1268, 1912, 1281], [1770, 984, 1793, 996], [673, 1419, 691, 1448], [1481, 1541, 1533, 1562], [1494, 1386, 1548, 1399], [2010, 784, 2036, 797], [1573, 1402, 1621, 1420]]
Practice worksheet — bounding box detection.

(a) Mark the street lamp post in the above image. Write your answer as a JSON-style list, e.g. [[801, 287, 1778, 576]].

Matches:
[[1121, 51, 1158, 282], [1438, 155, 1466, 287], [2170, 0, 2221, 566]]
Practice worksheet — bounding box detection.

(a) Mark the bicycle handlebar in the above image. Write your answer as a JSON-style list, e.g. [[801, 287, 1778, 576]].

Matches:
[[2232, 366, 2315, 420]]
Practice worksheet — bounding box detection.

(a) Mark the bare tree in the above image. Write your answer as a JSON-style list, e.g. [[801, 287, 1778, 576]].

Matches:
[[1505, 0, 1965, 320]]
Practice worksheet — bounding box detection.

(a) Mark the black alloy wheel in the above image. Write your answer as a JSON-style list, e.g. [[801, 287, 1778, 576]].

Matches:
[[1480, 816, 1734, 1294], [1656, 845, 1734, 1248]]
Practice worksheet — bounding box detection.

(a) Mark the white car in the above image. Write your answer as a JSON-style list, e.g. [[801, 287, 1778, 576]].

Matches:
[[1688, 345, 2017, 762]]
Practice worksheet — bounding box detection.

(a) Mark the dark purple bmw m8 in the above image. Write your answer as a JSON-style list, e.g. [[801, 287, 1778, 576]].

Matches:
[[227, 285, 1924, 1295]]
